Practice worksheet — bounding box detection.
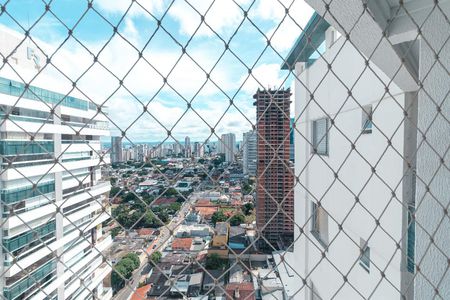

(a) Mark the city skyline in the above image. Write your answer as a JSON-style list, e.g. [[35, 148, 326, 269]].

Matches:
[[0, 1, 310, 142]]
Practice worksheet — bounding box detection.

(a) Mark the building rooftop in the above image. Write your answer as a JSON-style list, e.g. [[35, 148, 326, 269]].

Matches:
[[139, 179, 159, 186], [172, 238, 194, 251], [215, 222, 229, 236], [195, 206, 218, 218], [224, 282, 256, 300], [151, 197, 177, 206], [203, 270, 225, 286], [130, 284, 151, 300], [136, 228, 155, 236], [189, 272, 203, 286]]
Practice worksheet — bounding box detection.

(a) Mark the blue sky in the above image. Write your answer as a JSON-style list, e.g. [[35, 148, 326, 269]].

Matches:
[[0, 0, 313, 143]]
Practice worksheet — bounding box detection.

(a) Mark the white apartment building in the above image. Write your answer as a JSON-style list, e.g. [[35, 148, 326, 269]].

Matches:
[[278, 12, 418, 299], [184, 136, 191, 158], [242, 130, 257, 176], [0, 27, 112, 300]]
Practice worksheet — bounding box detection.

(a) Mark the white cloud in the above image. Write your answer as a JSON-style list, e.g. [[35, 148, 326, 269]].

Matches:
[[94, 0, 165, 18], [251, 0, 314, 52], [0, 0, 309, 141], [107, 96, 254, 141], [240, 63, 290, 94], [168, 0, 250, 38]]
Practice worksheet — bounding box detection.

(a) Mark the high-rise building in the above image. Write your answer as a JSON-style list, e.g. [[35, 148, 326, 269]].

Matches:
[[242, 130, 257, 176], [193, 142, 204, 158], [0, 28, 112, 300], [184, 136, 191, 158], [134, 144, 147, 162], [221, 133, 236, 162], [254, 88, 294, 250], [173, 142, 182, 156], [110, 136, 123, 164], [277, 11, 428, 299]]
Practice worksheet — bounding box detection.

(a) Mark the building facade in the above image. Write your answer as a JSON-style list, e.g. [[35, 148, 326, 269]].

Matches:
[[242, 130, 257, 176], [254, 89, 294, 250], [184, 136, 191, 158], [220, 133, 236, 163], [296, 1, 450, 298], [193, 142, 204, 158], [279, 11, 420, 299], [110, 136, 122, 164], [0, 28, 112, 300]]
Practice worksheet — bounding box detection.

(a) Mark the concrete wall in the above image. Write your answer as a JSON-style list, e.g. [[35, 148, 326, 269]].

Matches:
[[414, 8, 450, 300], [292, 36, 409, 299]]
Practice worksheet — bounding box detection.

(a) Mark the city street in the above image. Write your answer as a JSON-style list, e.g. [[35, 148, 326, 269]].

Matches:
[[112, 195, 195, 300]]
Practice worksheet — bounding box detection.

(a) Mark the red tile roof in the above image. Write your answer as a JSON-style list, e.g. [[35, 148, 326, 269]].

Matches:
[[195, 207, 218, 218], [131, 284, 151, 300], [172, 238, 193, 251], [137, 228, 155, 236], [225, 283, 255, 300]]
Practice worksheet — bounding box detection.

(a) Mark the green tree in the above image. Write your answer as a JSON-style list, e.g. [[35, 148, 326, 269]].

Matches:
[[141, 212, 158, 228], [242, 203, 254, 216], [163, 187, 178, 197], [229, 213, 245, 226], [124, 253, 140, 269], [110, 186, 122, 198], [121, 258, 137, 275], [156, 211, 169, 224], [111, 264, 128, 291], [205, 253, 226, 270], [111, 227, 122, 239], [211, 211, 227, 225], [150, 251, 162, 264], [168, 202, 181, 212], [242, 183, 253, 195], [123, 192, 137, 203]]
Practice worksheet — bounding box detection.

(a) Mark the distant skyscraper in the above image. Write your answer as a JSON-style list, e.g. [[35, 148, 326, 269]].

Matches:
[[254, 88, 294, 250], [135, 144, 146, 161], [185, 136, 191, 158], [221, 133, 236, 162], [193, 142, 204, 158], [243, 130, 257, 175], [173, 142, 182, 156], [111, 136, 123, 164]]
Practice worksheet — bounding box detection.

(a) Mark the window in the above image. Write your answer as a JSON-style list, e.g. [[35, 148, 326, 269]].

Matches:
[[312, 118, 329, 155], [311, 201, 328, 247], [361, 105, 373, 134], [359, 238, 370, 272]]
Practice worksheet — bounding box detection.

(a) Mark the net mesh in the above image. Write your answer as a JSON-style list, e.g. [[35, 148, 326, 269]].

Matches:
[[0, 0, 448, 299]]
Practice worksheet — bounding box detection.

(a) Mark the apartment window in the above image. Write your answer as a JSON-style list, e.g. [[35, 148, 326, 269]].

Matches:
[[361, 105, 373, 134], [311, 201, 328, 247], [312, 118, 329, 155], [359, 238, 370, 272]]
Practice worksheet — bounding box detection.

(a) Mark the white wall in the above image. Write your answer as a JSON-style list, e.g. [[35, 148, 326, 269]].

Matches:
[[414, 8, 450, 300], [291, 37, 410, 299]]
